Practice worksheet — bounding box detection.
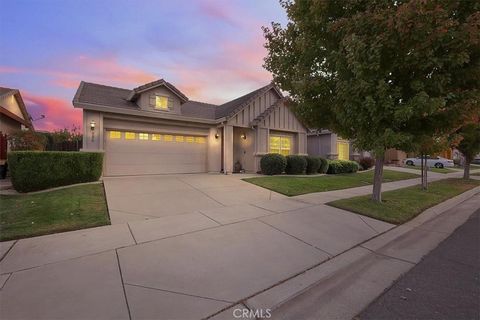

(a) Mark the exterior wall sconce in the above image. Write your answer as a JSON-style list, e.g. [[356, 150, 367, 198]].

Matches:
[[90, 120, 96, 142], [215, 133, 219, 139], [241, 133, 247, 140]]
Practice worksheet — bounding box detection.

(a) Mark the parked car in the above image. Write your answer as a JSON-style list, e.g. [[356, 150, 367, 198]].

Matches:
[[403, 156, 454, 168]]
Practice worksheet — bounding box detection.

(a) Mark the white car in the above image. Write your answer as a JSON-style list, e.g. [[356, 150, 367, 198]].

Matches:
[[404, 156, 454, 168]]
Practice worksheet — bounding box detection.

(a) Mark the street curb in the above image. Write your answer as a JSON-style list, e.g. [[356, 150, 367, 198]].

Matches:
[[241, 186, 480, 317]]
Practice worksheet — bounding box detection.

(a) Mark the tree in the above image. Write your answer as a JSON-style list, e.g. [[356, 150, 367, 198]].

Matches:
[[263, 0, 480, 201], [455, 123, 480, 179], [8, 130, 46, 151]]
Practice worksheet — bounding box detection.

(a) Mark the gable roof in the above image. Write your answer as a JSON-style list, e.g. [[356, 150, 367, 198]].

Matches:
[[73, 80, 284, 123], [215, 83, 282, 119], [0, 86, 34, 129], [127, 79, 188, 102]]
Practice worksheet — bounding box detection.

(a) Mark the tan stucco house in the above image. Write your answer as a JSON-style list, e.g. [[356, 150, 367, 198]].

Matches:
[[73, 79, 308, 176]]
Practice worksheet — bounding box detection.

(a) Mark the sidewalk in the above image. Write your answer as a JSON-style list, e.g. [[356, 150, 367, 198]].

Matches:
[[244, 192, 480, 320], [358, 209, 479, 320]]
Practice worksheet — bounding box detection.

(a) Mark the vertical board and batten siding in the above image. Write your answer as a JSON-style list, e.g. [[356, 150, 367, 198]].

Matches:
[[261, 102, 306, 133], [227, 88, 283, 128]]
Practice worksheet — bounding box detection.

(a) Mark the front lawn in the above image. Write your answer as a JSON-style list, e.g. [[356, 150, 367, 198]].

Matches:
[[0, 183, 110, 241], [243, 170, 419, 196], [328, 178, 480, 224], [404, 165, 457, 174]]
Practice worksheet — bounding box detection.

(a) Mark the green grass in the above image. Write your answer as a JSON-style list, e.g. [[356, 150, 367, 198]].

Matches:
[[243, 170, 419, 196], [328, 178, 480, 224], [404, 165, 456, 174], [0, 183, 110, 241]]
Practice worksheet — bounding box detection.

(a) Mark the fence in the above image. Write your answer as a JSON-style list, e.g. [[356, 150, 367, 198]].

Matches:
[[0, 132, 7, 160]]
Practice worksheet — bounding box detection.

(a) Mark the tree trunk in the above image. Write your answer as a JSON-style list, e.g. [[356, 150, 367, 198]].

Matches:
[[464, 159, 471, 179], [372, 155, 385, 202], [421, 154, 428, 190]]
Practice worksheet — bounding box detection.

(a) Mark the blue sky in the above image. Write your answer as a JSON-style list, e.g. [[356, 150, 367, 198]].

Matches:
[[0, 0, 287, 130]]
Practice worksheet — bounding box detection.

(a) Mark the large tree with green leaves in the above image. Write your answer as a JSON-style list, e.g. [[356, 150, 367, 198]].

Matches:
[[263, 0, 480, 201]]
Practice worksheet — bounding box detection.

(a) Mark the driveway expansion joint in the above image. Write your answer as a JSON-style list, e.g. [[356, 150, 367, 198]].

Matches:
[[256, 219, 333, 257], [124, 283, 234, 304], [126, 223, 138, 245]]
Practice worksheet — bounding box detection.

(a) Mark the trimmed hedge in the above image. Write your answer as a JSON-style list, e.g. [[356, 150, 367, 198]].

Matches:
[[318, 157, 329, 174], [8, 151, 104, 192], [285, 155, 307, 174], [305, 156, 321, 174], [326, 160, 360, 174], [260, 153, 287, 175]]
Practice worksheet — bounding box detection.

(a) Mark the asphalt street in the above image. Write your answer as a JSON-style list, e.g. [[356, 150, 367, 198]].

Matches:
[[358, 209, 480, 320]]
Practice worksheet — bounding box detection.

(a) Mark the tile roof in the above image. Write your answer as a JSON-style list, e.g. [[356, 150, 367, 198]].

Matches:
[[75, 82, 139, 110], [74, 81, 281, 122]]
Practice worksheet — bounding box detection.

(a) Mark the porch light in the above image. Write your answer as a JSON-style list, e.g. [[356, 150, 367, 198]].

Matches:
[[90, 120, 96, 142], [215, 133, 219, 139], [241, 133, 247, 140]]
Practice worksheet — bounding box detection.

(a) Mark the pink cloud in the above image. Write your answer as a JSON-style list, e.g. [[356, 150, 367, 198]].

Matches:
[[23, 92, 82, 132], [0, 55, 157, 90]]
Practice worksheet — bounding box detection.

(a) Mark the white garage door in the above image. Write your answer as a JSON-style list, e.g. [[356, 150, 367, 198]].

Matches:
[[105, 130, 207, 176]]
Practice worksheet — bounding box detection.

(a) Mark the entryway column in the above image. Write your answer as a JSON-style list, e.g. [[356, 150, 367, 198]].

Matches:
[[223, 125, 234, 174]]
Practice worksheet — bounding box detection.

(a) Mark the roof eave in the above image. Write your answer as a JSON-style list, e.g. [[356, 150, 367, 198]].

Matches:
[[74, 101, 219, 125]]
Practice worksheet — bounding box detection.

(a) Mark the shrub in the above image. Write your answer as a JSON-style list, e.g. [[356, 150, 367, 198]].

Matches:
[[318, 157, 329, 174], [358, 157, 375, 170], [326, 160, 360, 174], [260, 153, 287, 175], [285, 155, 307, 174], [8, 131, 46, 151], [8, 151, 104, 192], [305, 156, 321, 174]]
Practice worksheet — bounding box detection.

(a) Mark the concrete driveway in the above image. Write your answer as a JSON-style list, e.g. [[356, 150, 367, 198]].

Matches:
[[103, 173, 287, 224], [0, 173, 394, 319]]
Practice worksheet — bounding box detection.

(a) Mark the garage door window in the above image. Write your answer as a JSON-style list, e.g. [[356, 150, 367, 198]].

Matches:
[[152, 134, 161, 141], [125, 132, 136, 140], [185, 136, 194, 143], [269, 135, 291, 156], [109, 131, 121, 139], [195, 137, 206, 144], [139, 133, 149, 140], [164, 135, 173, 142], [175, 136, 184, 143]]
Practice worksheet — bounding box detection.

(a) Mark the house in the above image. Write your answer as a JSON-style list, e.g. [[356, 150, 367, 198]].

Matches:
[[73, 79, 308, 176], [0, 87, 34, 163], [307, 129, 369, 161], [0, 87, 34, 135]]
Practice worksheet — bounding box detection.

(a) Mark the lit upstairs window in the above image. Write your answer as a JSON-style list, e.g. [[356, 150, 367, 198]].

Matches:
[[155, 96, 168, 110]]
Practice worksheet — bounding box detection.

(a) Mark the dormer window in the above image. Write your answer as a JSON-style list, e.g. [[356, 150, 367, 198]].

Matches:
[[155, 95, 169, 110]]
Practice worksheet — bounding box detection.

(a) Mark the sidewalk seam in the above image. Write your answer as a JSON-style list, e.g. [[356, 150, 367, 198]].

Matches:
[[115, 249, 132, 320], [0, 240, 18, 263]]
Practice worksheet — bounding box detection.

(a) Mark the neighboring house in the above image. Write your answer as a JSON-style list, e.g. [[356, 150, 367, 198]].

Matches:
[[73, 79, 308, 176], [307, 129, 368, 161], [0, 87, 34, 135], [0, 87, 34, 162]]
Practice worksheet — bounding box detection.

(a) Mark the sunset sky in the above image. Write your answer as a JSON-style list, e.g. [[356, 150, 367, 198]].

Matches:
[[0, 0, 287, 131]]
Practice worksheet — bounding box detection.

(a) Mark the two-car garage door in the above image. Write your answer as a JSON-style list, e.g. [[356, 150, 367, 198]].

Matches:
[[105, 130, 207, 176]]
